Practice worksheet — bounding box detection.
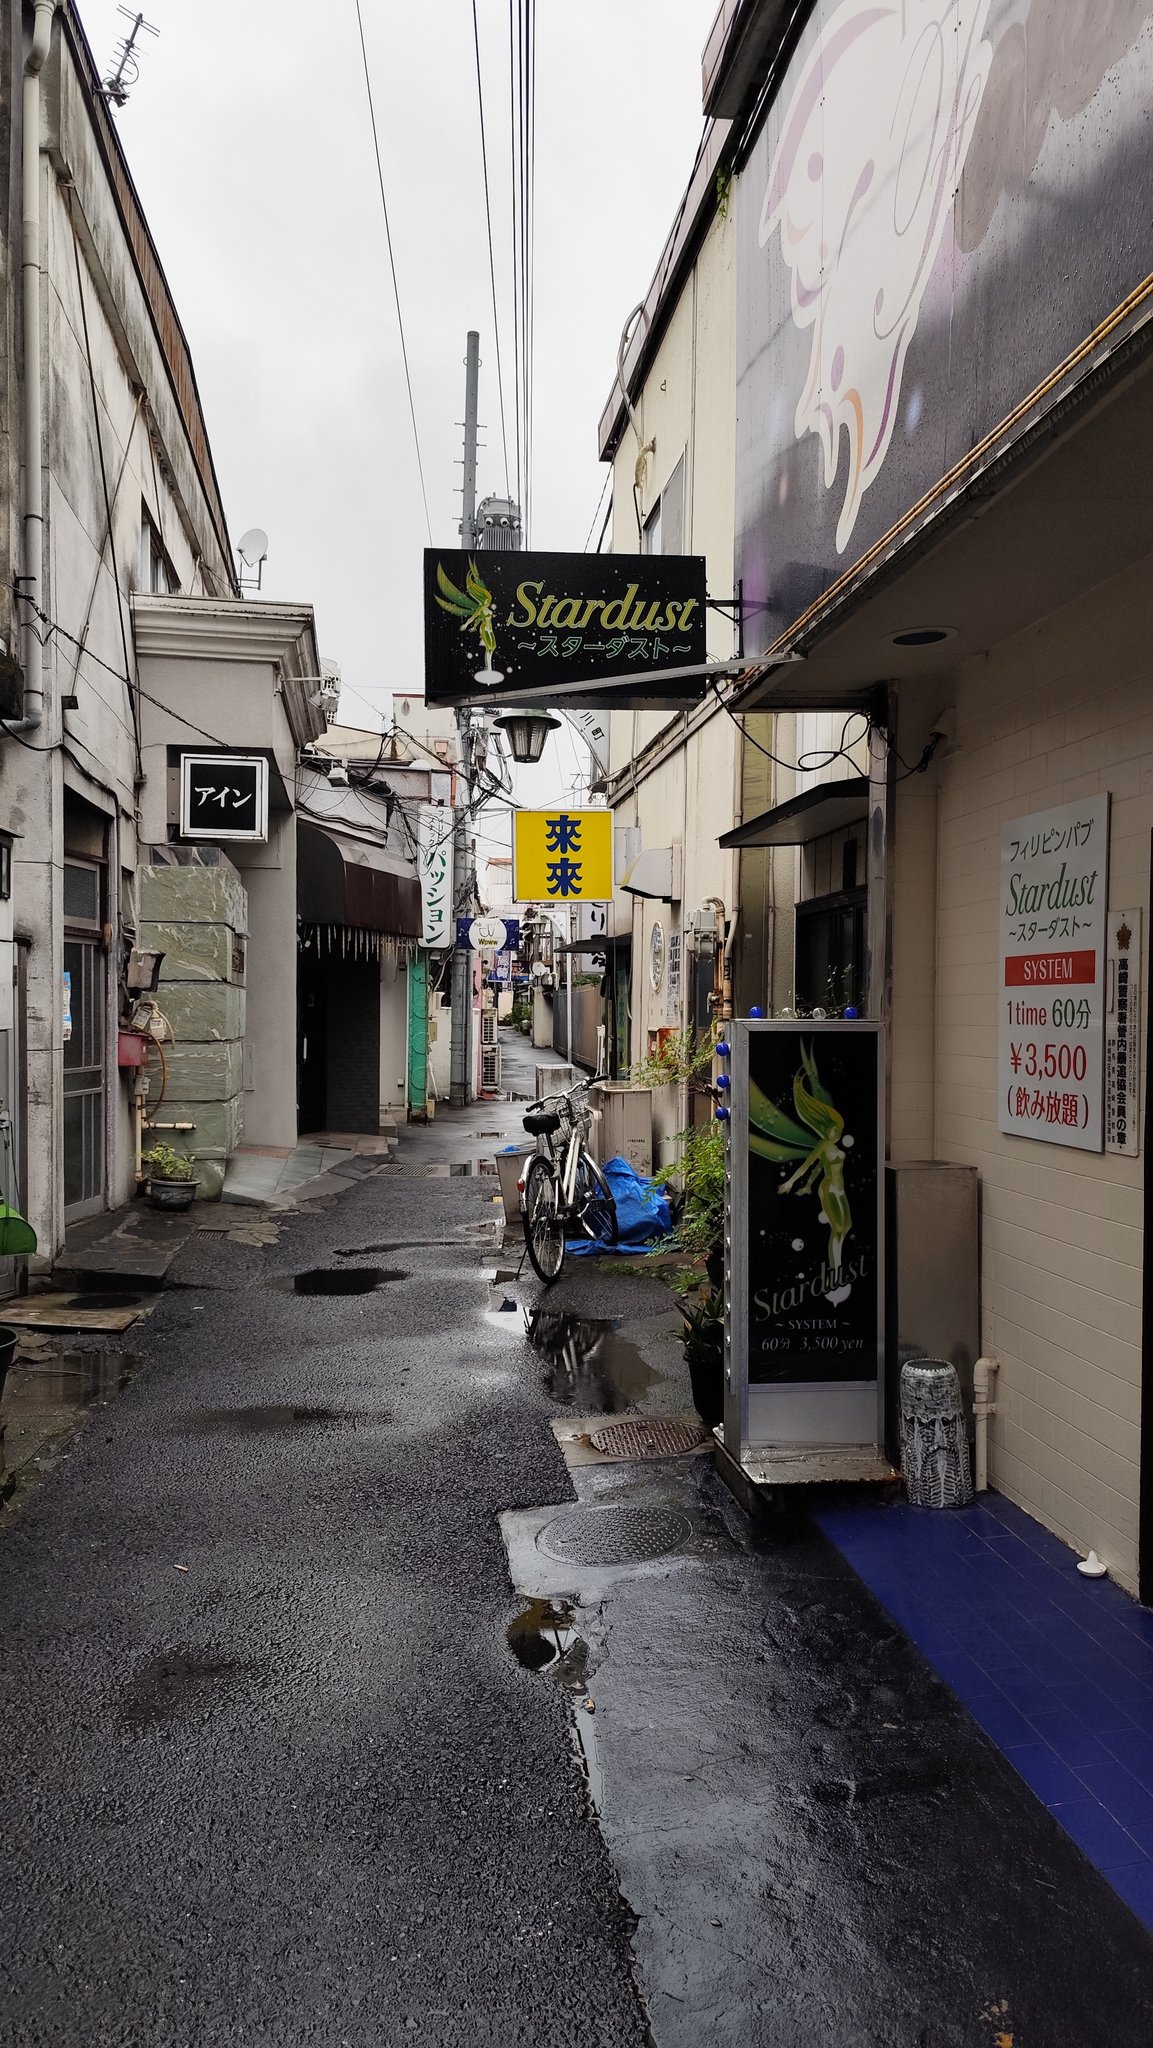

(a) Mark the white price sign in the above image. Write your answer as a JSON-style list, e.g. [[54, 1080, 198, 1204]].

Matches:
[[998, 794, 1109, 1152]]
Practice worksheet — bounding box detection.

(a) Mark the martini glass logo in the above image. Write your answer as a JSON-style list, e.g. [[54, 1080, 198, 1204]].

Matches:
[[760, 0, 993, 552]]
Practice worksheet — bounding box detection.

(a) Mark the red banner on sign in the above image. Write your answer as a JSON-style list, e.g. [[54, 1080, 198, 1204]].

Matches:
[[1004, 950, 1096, 987]]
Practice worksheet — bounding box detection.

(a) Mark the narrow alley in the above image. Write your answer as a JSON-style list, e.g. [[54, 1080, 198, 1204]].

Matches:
[[1, 1032, 1150, 2048]]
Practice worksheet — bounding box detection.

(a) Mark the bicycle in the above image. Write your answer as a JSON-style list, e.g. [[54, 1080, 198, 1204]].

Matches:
[[520, 1076, 618, 1284]]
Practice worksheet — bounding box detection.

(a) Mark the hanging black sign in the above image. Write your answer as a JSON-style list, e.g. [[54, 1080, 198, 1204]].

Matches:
[[424, 549, 707, 708], [179, 754, 269, 842], [742, 1024, 882, 1385]]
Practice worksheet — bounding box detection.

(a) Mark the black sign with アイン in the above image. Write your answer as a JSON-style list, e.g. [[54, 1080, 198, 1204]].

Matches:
[[424, 549, 707, 708], [179, 754, 269, 842], [746, 1026, 880, 1384]]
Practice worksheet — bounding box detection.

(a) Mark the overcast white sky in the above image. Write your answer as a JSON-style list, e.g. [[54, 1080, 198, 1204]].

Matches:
[[77, 0, 716, 823]]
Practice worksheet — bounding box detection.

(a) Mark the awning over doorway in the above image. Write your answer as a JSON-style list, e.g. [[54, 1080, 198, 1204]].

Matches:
[[719, 775, 869, 849], [297, 822, 422, 938]]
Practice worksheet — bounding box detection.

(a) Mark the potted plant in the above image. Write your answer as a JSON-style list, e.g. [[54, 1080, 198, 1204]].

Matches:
[[653, 1122, 727, 1427], [141, 1143, 197, 1212]]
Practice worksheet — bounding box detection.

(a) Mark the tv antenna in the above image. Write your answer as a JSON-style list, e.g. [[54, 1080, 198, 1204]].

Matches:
[[102, 9, 159, 109]]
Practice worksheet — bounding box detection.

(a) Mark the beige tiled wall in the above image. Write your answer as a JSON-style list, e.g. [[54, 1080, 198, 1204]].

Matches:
[[923, 552, 1152, 1589]]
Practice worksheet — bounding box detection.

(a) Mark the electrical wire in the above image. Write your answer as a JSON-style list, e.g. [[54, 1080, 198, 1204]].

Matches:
[[582, 468, 612, 554], [354, 0, 433, 545], [710, 684, 871, 776], [66, 183, 141, 777], [471, 0, 512, 499], [508, 0, 536, 538]]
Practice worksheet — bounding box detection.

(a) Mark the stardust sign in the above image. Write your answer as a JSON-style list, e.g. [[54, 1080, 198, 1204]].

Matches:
[[424, 550, 706, 708], [998, 794, 1110, 1152]]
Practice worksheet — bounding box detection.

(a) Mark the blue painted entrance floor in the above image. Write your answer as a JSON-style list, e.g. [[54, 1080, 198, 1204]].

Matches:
[[817, 1491, 1153, 1929]]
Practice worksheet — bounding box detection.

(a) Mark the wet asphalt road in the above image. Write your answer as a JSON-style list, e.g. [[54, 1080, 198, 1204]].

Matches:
[[3, 1097, 1153, 2046], [0, 1168, 647, 2048]]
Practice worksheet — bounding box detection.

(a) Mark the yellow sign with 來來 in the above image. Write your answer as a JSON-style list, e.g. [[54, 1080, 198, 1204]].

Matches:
[[513, 808, 614, 902]]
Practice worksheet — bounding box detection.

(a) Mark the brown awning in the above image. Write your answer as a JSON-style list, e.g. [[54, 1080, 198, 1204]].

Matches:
[[719, 776, 869, 849], [297, 822, 422, 938]]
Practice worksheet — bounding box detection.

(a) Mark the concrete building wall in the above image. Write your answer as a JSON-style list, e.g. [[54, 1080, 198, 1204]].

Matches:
[[599, 206, 739, 1157], [1, 11, 236, 1255], [890, 549, 1153, 1590]]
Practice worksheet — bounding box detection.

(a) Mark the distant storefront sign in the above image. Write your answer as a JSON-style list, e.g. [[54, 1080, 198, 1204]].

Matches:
[[735, 0, 1153, 655], [512, 809, 613, 903], [1106, 909, 1141, 1158], [179, 754, 268, 842], [424, 550, 706, 706], [997, 795, 1109, 1151], [455, 916, 521, 952], [726, 1020, 885, 1457], [416, 805, 455, 949]]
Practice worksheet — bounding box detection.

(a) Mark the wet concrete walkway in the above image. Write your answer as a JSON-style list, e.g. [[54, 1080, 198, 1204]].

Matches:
[[1, 1053, 1152, 2045]]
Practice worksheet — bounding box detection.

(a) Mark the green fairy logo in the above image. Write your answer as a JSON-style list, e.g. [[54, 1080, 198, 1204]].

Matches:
[[749, 1041, 852, 1279]]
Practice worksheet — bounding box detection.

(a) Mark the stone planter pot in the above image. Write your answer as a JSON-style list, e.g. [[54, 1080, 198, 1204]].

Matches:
[[147, 1178, 196, 1213]]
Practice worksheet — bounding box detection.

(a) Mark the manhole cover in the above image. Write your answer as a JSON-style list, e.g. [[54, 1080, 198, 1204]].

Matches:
[[536, 1504, 691, 1566], [588, 1418, 709, 1460]]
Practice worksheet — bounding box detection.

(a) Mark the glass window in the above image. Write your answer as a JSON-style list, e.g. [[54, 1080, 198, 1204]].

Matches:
[[63, 861, 100, 926]]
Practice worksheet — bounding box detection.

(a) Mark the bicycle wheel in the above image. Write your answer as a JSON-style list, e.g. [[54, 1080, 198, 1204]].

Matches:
[[574, 1155, 618, 1247], [523, 1156, 566, 1284]]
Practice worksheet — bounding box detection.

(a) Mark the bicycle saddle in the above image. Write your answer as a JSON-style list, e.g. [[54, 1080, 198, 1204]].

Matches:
[[523, 1110, 560, 1135]]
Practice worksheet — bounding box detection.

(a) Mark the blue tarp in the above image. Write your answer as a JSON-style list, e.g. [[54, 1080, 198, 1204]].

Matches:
[[566, 1153, 672, 1256]]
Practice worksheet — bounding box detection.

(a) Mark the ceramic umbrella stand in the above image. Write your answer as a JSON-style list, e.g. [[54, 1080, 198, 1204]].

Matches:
[[900, 1358, 973, 1509]]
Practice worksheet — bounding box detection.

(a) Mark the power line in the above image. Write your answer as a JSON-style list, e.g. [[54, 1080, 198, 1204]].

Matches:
[[354, 0, 433, 544], [471, 0, 511, 499], [582, 468, 612, 553]]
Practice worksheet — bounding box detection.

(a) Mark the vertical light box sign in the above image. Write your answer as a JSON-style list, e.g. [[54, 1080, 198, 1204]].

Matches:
[[726, 1020, 885, 1457], [1106, 908, 1141, 1157], [998, 794, 1109, 1151], [417, 806, 455, 949]]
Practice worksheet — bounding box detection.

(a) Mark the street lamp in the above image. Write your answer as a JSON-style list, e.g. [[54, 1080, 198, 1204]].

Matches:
[[494, 706, 561, 764]]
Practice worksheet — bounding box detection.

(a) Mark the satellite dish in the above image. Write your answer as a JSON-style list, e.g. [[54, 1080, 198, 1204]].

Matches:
[[237, 527, 269, 567]]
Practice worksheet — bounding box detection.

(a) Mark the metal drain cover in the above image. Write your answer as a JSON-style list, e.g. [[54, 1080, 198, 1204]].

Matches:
[[536, 1504, 691, 1566], [588, 1418, 709, 1461]]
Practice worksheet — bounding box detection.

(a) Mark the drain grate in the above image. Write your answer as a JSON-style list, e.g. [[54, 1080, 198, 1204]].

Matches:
[[588, 1417, 710, 1461], [536, 1503, 691, 1566]]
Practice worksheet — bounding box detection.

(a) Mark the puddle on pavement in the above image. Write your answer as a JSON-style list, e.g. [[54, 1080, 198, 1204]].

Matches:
[[120, 1648, 250, 1730], [178, 1404, 365, 1435], [507, 1596, 584, 1674], [1, 1346, 139, 1513], [267, 1267, 405, 1295], [507, 1599, 602, 1811], [525, 1309, 656, 1413]]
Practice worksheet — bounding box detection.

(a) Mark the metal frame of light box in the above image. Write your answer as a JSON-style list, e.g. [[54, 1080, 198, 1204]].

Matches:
[[723, 1018, 886, 1467]]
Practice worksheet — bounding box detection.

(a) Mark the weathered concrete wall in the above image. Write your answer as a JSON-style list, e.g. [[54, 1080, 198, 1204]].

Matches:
[[139, 860, 247, 1197], [3, 14, 239, 1255]]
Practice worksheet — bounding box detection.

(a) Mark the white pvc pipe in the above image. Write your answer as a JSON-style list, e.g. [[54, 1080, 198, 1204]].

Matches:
[[973, 1354, 999, 1492], [15, 1, 59, 735]]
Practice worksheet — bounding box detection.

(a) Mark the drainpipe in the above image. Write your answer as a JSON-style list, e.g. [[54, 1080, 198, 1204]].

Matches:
[[12, 1, 59, 736], [973, 1355, 999, 1492]]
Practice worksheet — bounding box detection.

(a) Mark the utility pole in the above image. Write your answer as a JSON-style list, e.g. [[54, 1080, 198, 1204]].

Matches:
[[450, 331, 481, 1107]]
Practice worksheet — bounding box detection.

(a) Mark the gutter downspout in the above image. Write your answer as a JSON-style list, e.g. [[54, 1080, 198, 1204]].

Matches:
[[13, 0, 59, 735], [973, 1355, 999, 1493]]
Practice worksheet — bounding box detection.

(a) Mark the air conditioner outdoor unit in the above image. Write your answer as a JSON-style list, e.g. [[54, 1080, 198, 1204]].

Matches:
[[481, 1010, 498, 1046], [482, 1046, 501, 1091]]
